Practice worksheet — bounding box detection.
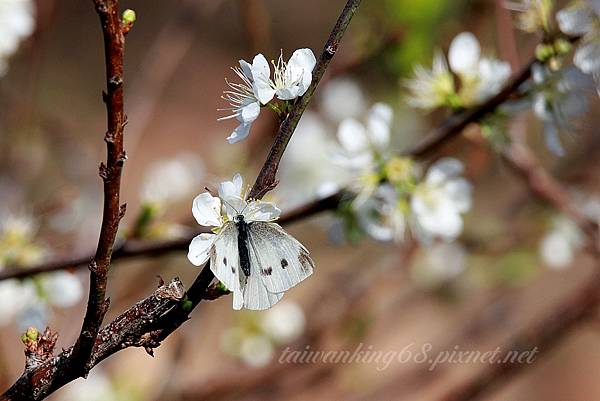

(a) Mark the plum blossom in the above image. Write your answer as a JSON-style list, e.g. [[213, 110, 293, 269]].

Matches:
[[412, 242, 468, 288], [141, 154, 204, 205], [505, 0, 554, 33], [354, 184, 406, 242], [406, 32, 511, 110], [221, 301, 305, 367], [411, 158, 472, 243], [278, 112, 348, 207], [187, 173, 280, 267], [448, 32, 512, 106], [219, 49, 316, 143], [557, 1, 600, 93], [0, 0, 35, 77], [319, 76, 367, 123], [405, 51, 455, 110], [531, 65, 592, 155], [219, 57, 266, 144]]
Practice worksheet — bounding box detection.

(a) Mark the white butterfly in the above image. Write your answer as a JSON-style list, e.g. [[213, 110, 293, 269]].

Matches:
[[187, 174, 315, 310]]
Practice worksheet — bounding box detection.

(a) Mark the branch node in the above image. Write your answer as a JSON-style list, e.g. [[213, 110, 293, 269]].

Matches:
[[117, 151, 128, 166], [99, 162, 108, 180], [108, 76, 123, 90], [22, 327, 59, 370], [89, 260, 99, 274], [119, 203, 127, 219]]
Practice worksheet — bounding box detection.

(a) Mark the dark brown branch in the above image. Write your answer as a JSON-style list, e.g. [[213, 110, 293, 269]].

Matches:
[[248, 0, 362, 199], [69, 0, 127, 384]]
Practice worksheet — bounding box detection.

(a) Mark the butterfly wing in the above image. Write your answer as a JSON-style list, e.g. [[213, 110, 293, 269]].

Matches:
[[243, 275, 283, 310], [209, 222, 244, 309], [247, 221, 315, 294]]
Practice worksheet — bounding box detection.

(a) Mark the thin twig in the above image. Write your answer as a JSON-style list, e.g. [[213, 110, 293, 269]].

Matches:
[[69, 0, 128, 379], [248, 0, 362, 199]]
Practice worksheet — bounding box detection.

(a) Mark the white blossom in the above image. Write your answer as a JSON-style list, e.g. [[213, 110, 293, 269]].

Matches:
[[260, 301, 305, 343], [412, 242, 468, 287], [0, 0, 35, 76], [354, 184, 406, 242], [277, 112, 347, 207], [539, 216, 584, 269], [219, 56, 267, 144], [239, 335, 274, 367], [0, 279, 35, 325], [141, 154, 204, 204], [406, 32, 511, 110], [187, 173, 280, 267], [448, 32, 512, 105], [411, 158, 472, 243], [41, 271, 83, 308], [255, 49, 317, 102], [532, 65, 592, 155], [405, 51, 455, 110], [319, 76, 367, 122], [60, 370, 119, 401], [557, 0, 600, 92]]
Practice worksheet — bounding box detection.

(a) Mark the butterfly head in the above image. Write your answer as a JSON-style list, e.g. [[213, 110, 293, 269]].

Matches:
[[233, 214, 245, 223]]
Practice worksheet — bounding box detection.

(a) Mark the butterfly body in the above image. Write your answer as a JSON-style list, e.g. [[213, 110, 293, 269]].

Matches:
[[234, 214, 252, 278]]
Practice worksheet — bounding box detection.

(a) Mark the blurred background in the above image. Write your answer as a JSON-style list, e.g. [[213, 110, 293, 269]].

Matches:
[[0, 0, 599, 400]]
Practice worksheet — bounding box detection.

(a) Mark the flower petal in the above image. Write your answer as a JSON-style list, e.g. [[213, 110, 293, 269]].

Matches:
[[367, 103, 393, 149], [219, 173, 244, 199], [239, 101, 260, 123], [426, 158, 464, 185], [337, 118, 369, 154], [222, 195, 247, 219], [188, 233, 216, 266], [244, 200, 281, 222], [251, 54, 275, 104], [192, 192, 222, 226], [227, 123, 253, 144], [288, 48, 316, 96], [44, 272, 83, 308], [449, 32, 481, 75]]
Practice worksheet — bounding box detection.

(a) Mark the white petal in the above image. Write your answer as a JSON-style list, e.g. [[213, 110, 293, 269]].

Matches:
[[44, 272, 83, 308], [244, 200, 281, 222], [239, 101, 260, 123], [320, 77, 367, 122], [288, 48, 317, 72], [275, 86, 302, 100], [219, 173, 244, 199], [557, 5, 594, 36], [449, 32, 481, 75], [192, 192, 222, 226], [367, 103, 393, 149], [337, 118, 369, 154], [227, 123, 252, 144], [187, 233, 216, 266], [288, 48, 316, 96], [444, 178, 472, 213], [239, 59, 253, 80], [426, 158, 464, 185], [221, 195, 247, 219], [251, 54, 275, 104], [574, 39, 600, 75]]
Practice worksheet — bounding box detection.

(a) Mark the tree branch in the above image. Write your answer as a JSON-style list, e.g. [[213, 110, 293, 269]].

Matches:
[[67, 0, 128, 381], [248, 0, 362, 199]]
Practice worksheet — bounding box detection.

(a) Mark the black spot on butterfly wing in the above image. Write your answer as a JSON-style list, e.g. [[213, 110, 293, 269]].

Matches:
[[223, 257, 227, 266], [298, 249, 314, 273], [281, 258, 288, 269], [260, 266, 273, 276]]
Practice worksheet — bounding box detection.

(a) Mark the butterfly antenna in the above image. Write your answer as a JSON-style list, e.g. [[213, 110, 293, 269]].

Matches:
[[220, 196, 240, 215], [204, 186, 217, 197]]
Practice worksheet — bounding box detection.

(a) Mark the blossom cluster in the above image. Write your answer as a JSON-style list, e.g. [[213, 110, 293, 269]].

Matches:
[[0, 214, 83, 328], [405, 32, 511, 111], [219, 49, 316, 143]]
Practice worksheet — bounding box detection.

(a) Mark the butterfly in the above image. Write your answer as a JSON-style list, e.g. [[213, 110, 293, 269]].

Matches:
[[188, 174, 315, 310]]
